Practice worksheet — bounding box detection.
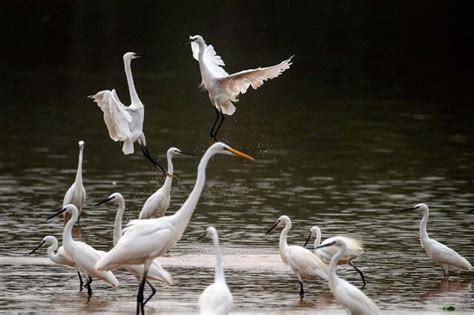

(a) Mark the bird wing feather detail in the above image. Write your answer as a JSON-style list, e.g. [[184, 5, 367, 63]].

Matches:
[[203, 44, 229, 78]]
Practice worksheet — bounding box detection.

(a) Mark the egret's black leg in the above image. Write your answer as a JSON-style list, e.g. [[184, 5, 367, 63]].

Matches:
[[85, 276, 93, 299], [77, 271, 84, 292], [209, 107, 221, 141], [143, 280, 156, 306], [349, 262, 366, 289], [77, 215, 81, 226], [140, 145, 166, 174], [137, 266, 149, 315], [299, 281, 304, 300], [212, 109, 225, 141]]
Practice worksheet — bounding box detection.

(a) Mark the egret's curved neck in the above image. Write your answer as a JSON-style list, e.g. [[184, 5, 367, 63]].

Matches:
[[46, 239, 60, 263], [419, 209, 430, 243], [329, 244, 346, 285], [162, 154, 174, 193], [279, 221, 291, 261], [63, 209, 79, 252], [124, 57, 142, 105], [113, 198, 126, 246], [75, 146, 83, 185], [313, 229, 322, 248], [211, 232, 225, 283], [171, 149, 214, 233], [197, 40, 206, 60]]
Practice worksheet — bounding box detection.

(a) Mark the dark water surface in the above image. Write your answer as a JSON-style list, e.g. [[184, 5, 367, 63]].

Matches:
[[1, 2, 473, 314]]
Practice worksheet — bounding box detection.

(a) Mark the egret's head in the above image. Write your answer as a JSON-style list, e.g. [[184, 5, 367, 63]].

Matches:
[[205, 226, 217, 239], [47, 204, 78, 221], [316, 236, 346, 250], [209, 142, 254, 161], [266, 215, 291, 234], [167, 147, 194, 158], [42, 235, 57, 246], [310, 226, 321, 237], [187, 35, 205, 44], [78, 140, 85, 148], [123, 52, 145, 61], [401, 203, 429, 213], [95, 192, 123, 207]]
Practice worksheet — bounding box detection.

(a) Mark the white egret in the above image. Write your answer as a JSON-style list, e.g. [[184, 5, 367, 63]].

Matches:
[[48, 204, 119, 298], [185, 35, 293, 141], [62, 140, 86, 225], [304, 226, 366, 288], [266, 215, 329, 300], [95, 192, 173, 305], [198, 226, 233, 315], [89, 52, 166, 173], [402, 203, 472, 279], [95, 142, 254, 314], [317, 237, 380, 315], [139, 147, 193, 219], [29, 235, 84, 292]]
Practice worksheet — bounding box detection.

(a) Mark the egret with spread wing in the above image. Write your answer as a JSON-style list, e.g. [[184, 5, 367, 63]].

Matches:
[[89, 52, 165, 174], [185, 35, 293, 141]]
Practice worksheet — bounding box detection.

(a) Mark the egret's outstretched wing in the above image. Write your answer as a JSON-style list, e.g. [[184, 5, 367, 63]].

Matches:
[[90, 90, 133, 141], [219, 55, 293, 99], [192, 41, 229, 79]]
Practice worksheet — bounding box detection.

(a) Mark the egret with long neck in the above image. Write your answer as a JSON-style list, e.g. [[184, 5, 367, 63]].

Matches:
[[62, 140, 86, 225]]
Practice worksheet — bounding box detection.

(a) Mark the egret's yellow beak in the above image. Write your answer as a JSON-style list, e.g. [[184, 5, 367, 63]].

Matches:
[[225, 146, 255, 161]]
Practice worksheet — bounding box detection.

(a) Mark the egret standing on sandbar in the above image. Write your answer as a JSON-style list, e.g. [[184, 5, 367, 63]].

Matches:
[[304, 226, 366, 288], [317, 237, 380, 315], [266, 215, 329, 300], [48, 204, 119, 298], [29, 235, 85, 292], [184, 35, 293, 141], [89, 52, 166, 174], [139, 147, 193, 219], [95, 142, 254, 315], [401, 203, 472, 279], [198, 226, 233, 315], [62, 140, 86, 225]]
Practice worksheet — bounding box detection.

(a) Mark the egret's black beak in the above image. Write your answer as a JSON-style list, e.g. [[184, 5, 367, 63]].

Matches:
[[179, 151, 195, 157], [265, 221, 280, 235], [197, 230, 207, 241], [29, 240, 45, 255], [95, 196, 114, 207], [181, 38, 194, 46], [47, 207, 67, 220], [316, 241, 336, 249], [401, 206, 418, 212], [303, 232, 312, 248], [134, 53, 147, 58]]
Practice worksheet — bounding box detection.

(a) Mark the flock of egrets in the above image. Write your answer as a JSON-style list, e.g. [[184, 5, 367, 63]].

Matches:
[[28, 35, 472, 315]]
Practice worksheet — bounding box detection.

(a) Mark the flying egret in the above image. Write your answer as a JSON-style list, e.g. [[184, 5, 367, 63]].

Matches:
[[29, 235, 84, 292], [185, 35, 293, 141], [48, 204, 119, 298], [317, 237, 380, 315], [139, 147, 193, 219], [95, 192, 173, 305], [304, 226, 366, 288], [198, 226, 233, 315], [95, 142, 253, 314], [62, 140, 86, 225], [401, 203, 472, 279], [89, 52, 166, 174], [266, 215, 329, 300]]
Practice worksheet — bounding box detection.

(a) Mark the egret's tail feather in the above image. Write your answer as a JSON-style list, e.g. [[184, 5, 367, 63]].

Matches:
[[122, 141, 134, 155]]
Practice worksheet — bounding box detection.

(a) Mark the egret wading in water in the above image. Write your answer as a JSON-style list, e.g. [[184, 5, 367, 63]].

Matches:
[[95, 142, 254, 315], [317, 237, 380, 315], [401, 203, 472, 279], [184, 35, 293, 141], [89, 52, 166, 174], [266, 215, 329, 300], [48, 204, 119, 298], [95, 192, 173, 306], [139, 147, 193, 219], [29, 235, 84, 292], [304, 226, 366, 288], [198, 226, 233, 315], [62, 140, 86, 225]]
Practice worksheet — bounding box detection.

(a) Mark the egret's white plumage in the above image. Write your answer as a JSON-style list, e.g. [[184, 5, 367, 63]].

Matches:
[[198, 227, 233, 315], [29, 235, 85, 291], [48, 204, 119, 297], [95, 192, 173, 285], [139, 148, 191, 219], [402, 203, 472, 279], [305, 226, 366, 287], [186, 35, 293, 140], [317, 237, 380, 315], [62, 140, 86, 224], [266, 215, 329, 300], [95, 142, 253, 314], [89, 52, 165, 172]]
